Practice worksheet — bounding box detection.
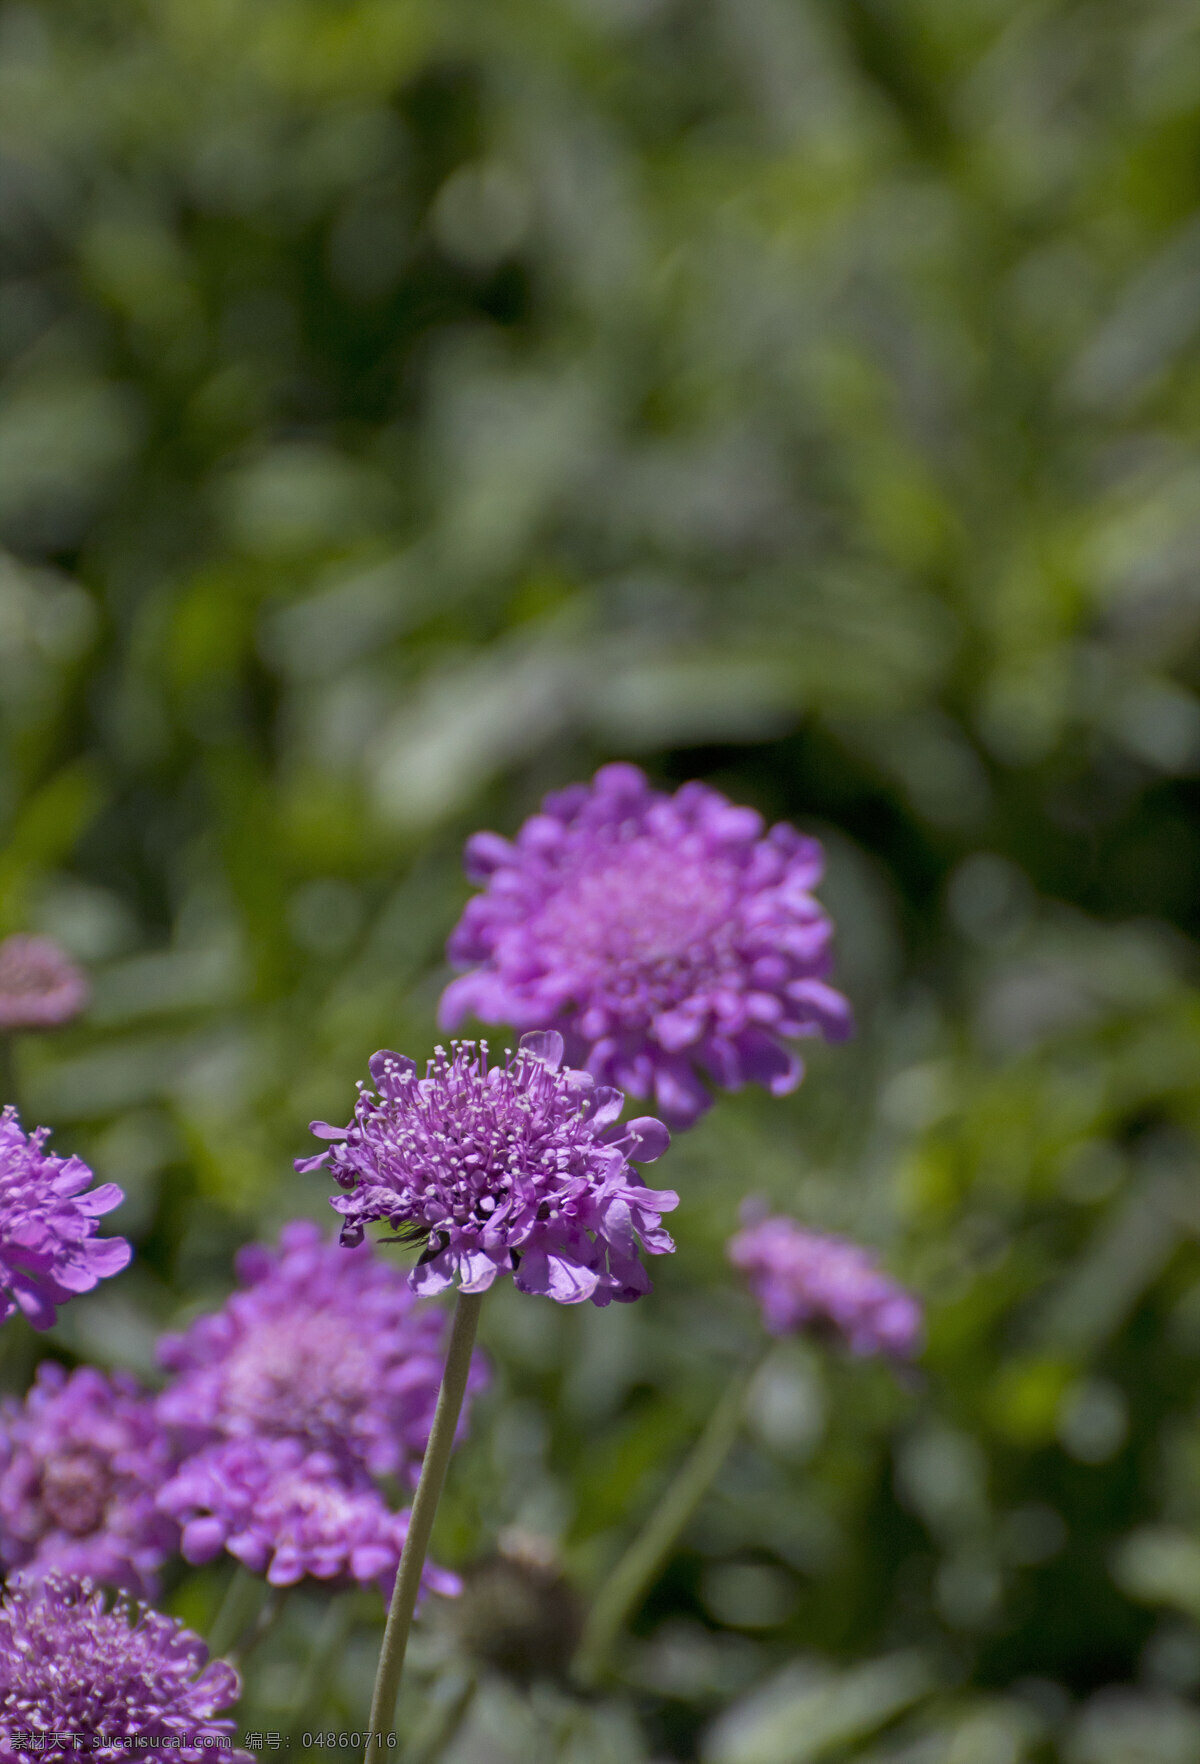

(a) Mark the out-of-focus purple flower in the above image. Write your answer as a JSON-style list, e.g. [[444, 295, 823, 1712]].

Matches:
[[0, 935, 88, 1032], [728, 1213, 922, 1359], [158, 1436, 461, 1600], [154, 1223, 473, 1599], [0, 1109, 130, 1331], [298, 1032, 677, 1308], [0, 1363, 178, 1597], [0, 1574, 247, 1762], [439, 763, 851, 1129], [156, 1220, 468, 1487]]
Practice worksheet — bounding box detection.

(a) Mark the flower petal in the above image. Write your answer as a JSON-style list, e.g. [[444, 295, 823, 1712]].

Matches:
[[625, 1116, 670, 1162], [585, 1086, 625, 1131], [652, 1060, 711, 1129], [519, 1030, 564, 1071], [369, 1051, 418, 1099], [734, 1029, 802, 1096], [515, 1246, 599, 1304], [409, 1249, 455, 1297]]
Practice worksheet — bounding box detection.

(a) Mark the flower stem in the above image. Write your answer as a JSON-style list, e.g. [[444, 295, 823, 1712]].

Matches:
[[407, 1670, 477, 1764], [287, 1590, 358, 1734], [364, 1289, 483, 1764], [0, 1033, 17, 1115], [208, 1565, 270, 1660], [227, 1587, 285, 1671], [572, 1348, 766, 1689]]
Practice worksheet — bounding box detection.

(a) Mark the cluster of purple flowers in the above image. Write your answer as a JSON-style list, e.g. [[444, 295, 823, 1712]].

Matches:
[[0, 941, 118, 1331], [728, 1212, 922, 1359], [0, 1575, 246, 1760], [300, 1032, 677, 1308], [157, 1438, 458, 1597], [0, 762, 924, 1742], [0, 1094, 172, 1618], [295, 762, 919, 1343], [0, 1363, 177, 1597], [0, 1109, 130, 1332], [440, 763, 852, 1129], [0, 1223, 477, 1608], [153, 1221, 477, 1596], [156, 1221, 453, 1484]]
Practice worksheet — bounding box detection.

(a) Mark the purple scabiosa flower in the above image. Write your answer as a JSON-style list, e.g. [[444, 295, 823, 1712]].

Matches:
[[439, 763, 852, 1129], [154, 1224, 471, 1601], [0, 935, 88, 1032], [155, 1220, 467, 1487], [298, 1032, 677, 1308], [0, 1574, 247, 1761], [728, 1213, 922, 1359], [0, 1109, 130, 1331], [0, 1363, 178, 1598], [158, 1437, 461, 1600]]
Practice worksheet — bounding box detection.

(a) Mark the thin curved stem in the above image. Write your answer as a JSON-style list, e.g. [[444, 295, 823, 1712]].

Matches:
[[227, 1587, 285, 1671], [286, 1591, 358, 1734], [573, 1348, 766, 1689], [208, 1565, 270, 1661], [0, 1034, 18, 1116], [364, 1290, 483, 1764], [407, 1670, 477, 1764]]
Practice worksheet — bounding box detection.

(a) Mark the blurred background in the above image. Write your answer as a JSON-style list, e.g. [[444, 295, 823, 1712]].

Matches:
[[4, 0, 1200, 1757]]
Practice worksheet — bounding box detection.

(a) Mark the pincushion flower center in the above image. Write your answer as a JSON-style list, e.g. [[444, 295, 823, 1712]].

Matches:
[[391, 1048, 593, 1233], [39, 1453, 111, 1535], [533, 845, 739, 1018], [221, 1315, 375, 1444]]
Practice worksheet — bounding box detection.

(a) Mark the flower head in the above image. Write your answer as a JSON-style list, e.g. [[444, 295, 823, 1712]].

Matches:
[[158, 1437, 461, 1600], [299, 1032, 677, 1308], [0, 1574, 246, 1761], [0, 1363, 178, 1597], [728, 1214, 922, 1359], [156, 1219, 467, 1486], [454, 1530, 581, 1685], [0, 1109, 130, 1331], [0, 935, 88, 1032], [439, 763, 851, 1129], [154, 1222, 475, 1598]]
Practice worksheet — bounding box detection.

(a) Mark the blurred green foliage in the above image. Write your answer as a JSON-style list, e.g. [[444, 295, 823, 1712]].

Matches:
[[4, 0, 1200, 1757]]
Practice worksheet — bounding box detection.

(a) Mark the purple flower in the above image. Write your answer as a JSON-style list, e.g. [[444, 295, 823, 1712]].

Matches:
[[0, 1574, 247, 1762], [0, 935, 88, 1032], [158, 1437, 461, 1600], [439, 764, 851, 1129], [0, 1363, 178, 1598], [156, 1220, 467, 1486], [0, 1109, 130, 1331], [154, 1223, 474, 1598], [728, 1213, 922, 1359], [298, 1032, 677, 1308]]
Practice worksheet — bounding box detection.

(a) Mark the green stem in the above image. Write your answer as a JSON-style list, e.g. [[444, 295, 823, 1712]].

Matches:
[[406, 1671, 477, 1764], [0, 1034, 18, 1115], [208, 1566, 270, 1661], [227, 1587, 285, 1670], [573, 1348, 766, 1689], [364, 1290, 483, 1764], [287, 1592, 358, 1734]]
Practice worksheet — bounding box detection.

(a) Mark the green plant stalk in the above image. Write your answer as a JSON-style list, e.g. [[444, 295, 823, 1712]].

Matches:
[[573, 1348, 766, 1688], [227, 1587, 286, 1671], [364, 1290, 483, 1764], [208, 1565, 271, 1660], [287, 1590, 358, 1734], [0, 1033, 17, 1115], [406, 1670, 477, 1764]]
